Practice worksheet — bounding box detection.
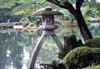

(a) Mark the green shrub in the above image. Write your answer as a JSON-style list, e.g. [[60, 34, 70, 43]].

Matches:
[[85, 37, 100, 48], [64, 47, 100, 69]]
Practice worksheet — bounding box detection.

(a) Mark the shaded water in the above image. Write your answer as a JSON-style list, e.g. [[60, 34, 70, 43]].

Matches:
[[0, 30, 64, 69], [0, 25, 100, 69]]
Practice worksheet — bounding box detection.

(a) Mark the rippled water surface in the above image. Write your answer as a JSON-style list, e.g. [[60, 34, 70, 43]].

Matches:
[[0, 25, 100, 69]]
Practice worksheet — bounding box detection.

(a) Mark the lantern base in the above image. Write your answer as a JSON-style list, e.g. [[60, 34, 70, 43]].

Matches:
[[39, 25, 57, 31]]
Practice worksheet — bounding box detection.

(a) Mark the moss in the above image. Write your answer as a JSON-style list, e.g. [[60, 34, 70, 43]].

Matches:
[[85, 37, 100, 48], [83, 65, 100, 69], [40, 62, 53, 65], [59, 35, 83, 59], [64, 47, 100, 69]]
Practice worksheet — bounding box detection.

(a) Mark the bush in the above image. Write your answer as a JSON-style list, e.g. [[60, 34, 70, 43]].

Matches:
[[64, 47, 100, 69], [85, 37, 100, 48]]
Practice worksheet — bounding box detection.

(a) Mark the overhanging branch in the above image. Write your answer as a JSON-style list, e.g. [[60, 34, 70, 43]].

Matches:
[[47, 0, 76, 16], [76, 0, 84, 9], [47, 0, 66, 8], [64, 2, 76, 15]]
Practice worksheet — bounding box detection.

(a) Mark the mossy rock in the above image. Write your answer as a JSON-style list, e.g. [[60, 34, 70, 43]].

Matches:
[[83, 65, 100, 69], [85, 37, 100, 48], [64, 47, 100, 69], [59, 35, 83, 59]]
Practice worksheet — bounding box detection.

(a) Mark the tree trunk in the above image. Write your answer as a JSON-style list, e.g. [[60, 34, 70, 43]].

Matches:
[[47, 0, 92, 40], [74, 9, 93, 40]]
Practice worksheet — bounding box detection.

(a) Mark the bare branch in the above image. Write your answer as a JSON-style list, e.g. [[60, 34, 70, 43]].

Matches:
[[76, 0, 84, 9], [64, 2, 76, 15], [47, 0, 66, 8], [47, 0, 76, 16]]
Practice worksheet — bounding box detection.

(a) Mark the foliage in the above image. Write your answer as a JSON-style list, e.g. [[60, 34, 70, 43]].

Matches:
[[85, 37, 100, 48], [82, 0, 100, 21], [0, 0, 51, 16], [0, 0, 100, 17], [0, 0, 100, 23], [64, 46, 100, 69]]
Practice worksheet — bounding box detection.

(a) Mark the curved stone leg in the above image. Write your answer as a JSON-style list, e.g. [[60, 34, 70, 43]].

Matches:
[[51, 34, 63, 53], [29, 32, 47, 69]]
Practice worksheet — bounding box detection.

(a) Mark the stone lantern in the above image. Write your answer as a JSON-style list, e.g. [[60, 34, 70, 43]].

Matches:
[[29, 8, 64, 69], [35, 8, 63, 31]]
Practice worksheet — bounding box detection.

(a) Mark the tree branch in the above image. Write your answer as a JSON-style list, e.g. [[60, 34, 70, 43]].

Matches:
[[47, 0, 76, 16], [47, 0, 66, 8], [64, 2, 76, 15], [76, 0, 84, 9]]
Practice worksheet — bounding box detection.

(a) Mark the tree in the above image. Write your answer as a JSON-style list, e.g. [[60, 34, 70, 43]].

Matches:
[[47, 0, 93, 40], [82, 0, 100, 20]]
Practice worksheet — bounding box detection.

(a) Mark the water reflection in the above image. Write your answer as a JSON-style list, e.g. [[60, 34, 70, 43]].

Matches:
[[0, 32, 34, 69], [0, 25, 100, 69], [0, 30, 61, 69]]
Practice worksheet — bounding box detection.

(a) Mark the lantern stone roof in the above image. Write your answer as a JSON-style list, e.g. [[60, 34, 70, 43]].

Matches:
[[34, 8, 63, 16]]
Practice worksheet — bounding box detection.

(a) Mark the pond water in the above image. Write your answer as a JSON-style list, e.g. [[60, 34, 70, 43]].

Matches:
[[0, 25, 100, 69]]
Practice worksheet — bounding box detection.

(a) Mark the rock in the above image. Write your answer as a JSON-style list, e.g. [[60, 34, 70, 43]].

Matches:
[[58, 63, 66, 69], [83, 65, 100, 69], [64, 47, 100, 69], [59, 35, 83, 59], [85, 37, 100, 48]]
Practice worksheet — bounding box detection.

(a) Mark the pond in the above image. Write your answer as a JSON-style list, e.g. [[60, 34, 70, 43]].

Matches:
[[0, 25, 100, 69]]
